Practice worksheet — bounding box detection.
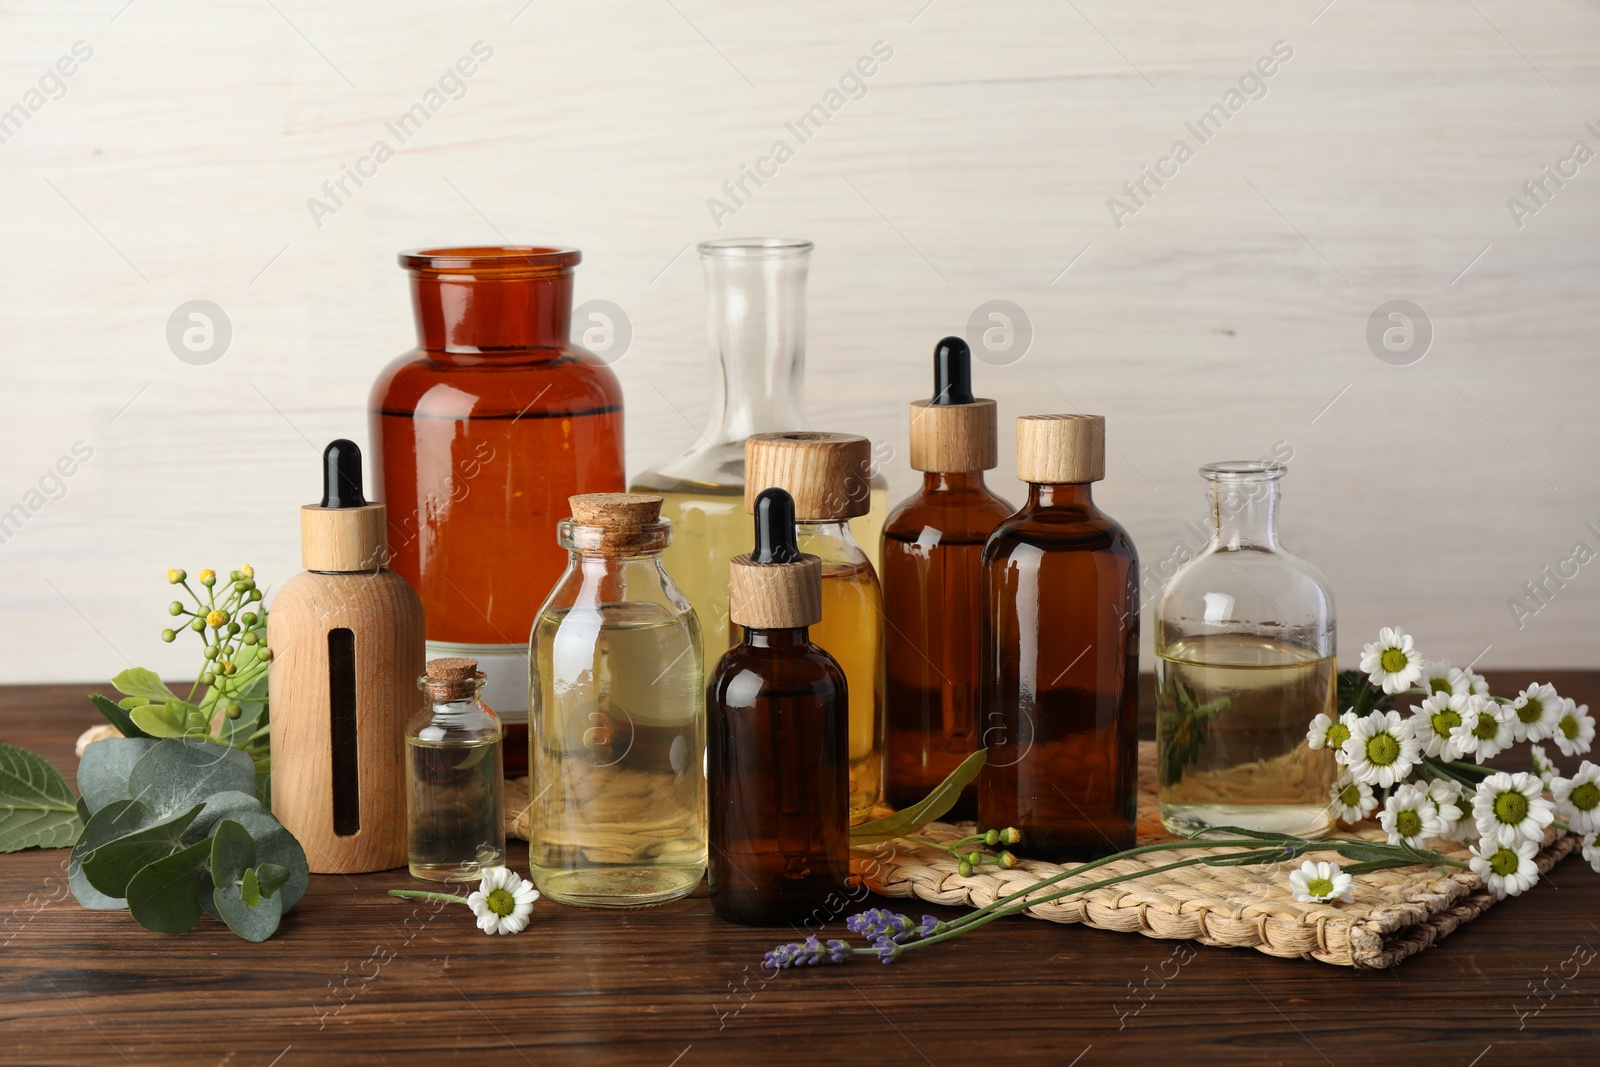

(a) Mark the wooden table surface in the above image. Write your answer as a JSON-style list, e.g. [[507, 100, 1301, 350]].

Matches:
[[2, 676, 1596, 1066]]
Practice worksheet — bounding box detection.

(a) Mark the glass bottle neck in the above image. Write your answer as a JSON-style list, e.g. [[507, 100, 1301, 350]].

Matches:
[[701, 251, 809, 443], [742, 627, 809, 649], [1026, 482, 1094, 510], [1210, 479, 1280, 550], [409, 269, 574, 355]]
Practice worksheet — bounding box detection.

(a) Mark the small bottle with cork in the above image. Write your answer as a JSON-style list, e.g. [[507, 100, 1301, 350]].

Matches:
[[881, 337, 1014, 817], [527, 493, 707, 907], [977, 414, 1141, 861], [708, 488, 851, 925], [743, 432, 884, 823], [406, 657, 506, 882]]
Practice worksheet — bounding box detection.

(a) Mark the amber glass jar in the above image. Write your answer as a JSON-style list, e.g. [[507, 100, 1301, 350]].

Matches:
[[370, 247, 625, 776], [977, 415, 1140, 861]]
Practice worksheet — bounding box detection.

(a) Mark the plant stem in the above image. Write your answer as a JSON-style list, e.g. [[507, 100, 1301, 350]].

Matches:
[[389, 890, 469, 905]]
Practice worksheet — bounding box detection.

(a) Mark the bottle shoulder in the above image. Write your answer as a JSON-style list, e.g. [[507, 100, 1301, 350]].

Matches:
[[710, 642, 848, 701], [1158, 546, 1335, 634], [883, 484, 1014, 543], [407, 703, 502, 743], [370, 347, 624, 419], [985, 505, 1138, 561]]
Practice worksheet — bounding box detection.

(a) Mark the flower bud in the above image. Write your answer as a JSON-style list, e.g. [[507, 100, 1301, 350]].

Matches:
[[167, 569, 186, 584]]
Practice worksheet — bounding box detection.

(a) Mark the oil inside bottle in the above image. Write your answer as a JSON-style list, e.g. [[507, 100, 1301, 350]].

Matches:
[[406, 736, 505, 880]]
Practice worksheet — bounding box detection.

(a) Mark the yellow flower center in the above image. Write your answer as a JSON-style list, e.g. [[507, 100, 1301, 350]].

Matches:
[[1326, 722, 1351, 749], [1339, 783, 1361, 807], [1518, 698, 1543, 724], [1305, 876, 1334, 898], [1380, 648, 1408, 674], [486, 887, 516, 917], [1488, 848, 1520, 877], [1396, 809, 1423, 837], [1430, 710, 1461, 737], [1494, 790, 1529, 826], [1473, 715, 1499, 741], [1366, 732, 1400, 767], [1569, 782, 1600, 813], [1428, 677, 1450, 695], [1560, 715, 1579, 740]]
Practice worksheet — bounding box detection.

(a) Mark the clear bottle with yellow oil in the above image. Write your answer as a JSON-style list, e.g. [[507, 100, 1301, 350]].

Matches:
[[744, 432, 883, 822], [630, 238, 887, 667]]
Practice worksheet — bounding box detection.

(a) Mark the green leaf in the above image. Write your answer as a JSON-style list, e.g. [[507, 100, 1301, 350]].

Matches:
[[182, 790, 263, 845], [77, 737, 158, 815], [69, 799, 143, 910], [127, 739, 255, 820], [215, 879, 283, 942], [0, 740, 83, 852], [223, 810, 309, 911], [256, 863, 290, 900], [851, 749, 988, 845], [125, 839, 210, 934], [240, 866, 261, 908], [111, 668, 183, 705], [130, 702, 210, 740], [80, 803, 202, 898], [88, 693, 152, 740], [210, 819, 256, 889]]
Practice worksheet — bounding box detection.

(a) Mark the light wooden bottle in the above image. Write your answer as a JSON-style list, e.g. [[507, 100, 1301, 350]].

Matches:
[[268, 439, 426, 874]]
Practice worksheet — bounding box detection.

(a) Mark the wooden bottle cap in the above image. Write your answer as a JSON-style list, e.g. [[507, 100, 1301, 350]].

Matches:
[[300, 503, 388, 572], [568, 493, 665, 551], [909, 399, 999, 473], [1016, 414, 1106, 484], [744, 433, 872, 520], [728, 554, 823, 628]]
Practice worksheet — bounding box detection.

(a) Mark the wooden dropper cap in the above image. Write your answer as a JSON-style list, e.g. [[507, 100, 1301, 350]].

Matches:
[[729, 488, 823, 629], [1016, 414, 1107, 484], [744, 432, 872, 520], [567, 492, 665, 551], [908, 337, 998, 473], [300, 439, 388, 572]]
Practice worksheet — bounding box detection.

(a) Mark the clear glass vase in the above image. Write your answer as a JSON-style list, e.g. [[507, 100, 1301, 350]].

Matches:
[[630, 238, 887, 663], [1156, 461, 1337, 838]]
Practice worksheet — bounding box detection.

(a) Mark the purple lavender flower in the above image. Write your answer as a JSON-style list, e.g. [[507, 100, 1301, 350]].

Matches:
[[917, 915, 942, 938], [764, 935, 852, 969]]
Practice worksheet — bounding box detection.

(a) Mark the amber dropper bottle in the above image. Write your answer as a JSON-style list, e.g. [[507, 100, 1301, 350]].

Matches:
[[977, 414, 1141, 861], [881, 337, 1014, 817], [708, 488, 851, 926]]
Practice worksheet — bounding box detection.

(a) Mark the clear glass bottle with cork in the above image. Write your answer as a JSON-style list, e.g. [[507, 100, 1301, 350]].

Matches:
[[527, 493, 707, 907], [977, 415, 1141, 860], [881, 337, 1013, 817], [744, 432, 883, 823], [406, 657, 506, 882], [708, 488, 850, 926]]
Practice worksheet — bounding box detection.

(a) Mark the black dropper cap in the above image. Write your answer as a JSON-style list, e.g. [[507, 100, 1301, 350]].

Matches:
[[932, 336, 975, 406], [751, 488, 802, 564], [320, 439, 367, 508]]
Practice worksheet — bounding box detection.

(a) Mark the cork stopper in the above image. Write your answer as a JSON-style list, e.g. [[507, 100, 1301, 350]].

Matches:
[[908, 337, 998, 473], [301, 439, 387, 572], [728, 489, 823, 629], [421, 657, 484, 701], [1016, 414, 1106, 484], [744, 432, 872, 520], [567, 493, 667, 552]]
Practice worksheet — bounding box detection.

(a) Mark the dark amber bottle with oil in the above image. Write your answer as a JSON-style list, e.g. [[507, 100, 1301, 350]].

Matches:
[[708, 488, 850, 926], [977, 415, 1140, 860], [881, 338, 1012, 817]]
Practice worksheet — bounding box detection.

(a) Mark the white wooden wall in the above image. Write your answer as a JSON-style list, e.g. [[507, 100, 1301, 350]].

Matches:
[[3, 0, 1596, 682]]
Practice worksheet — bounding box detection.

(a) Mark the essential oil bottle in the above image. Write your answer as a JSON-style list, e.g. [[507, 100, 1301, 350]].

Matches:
[[708, 488, 850, 926], [881, 337, 1013, 816], [977, 415, 1140, 861], [744, 432, 883, 822], [406, 657, 506, 882]]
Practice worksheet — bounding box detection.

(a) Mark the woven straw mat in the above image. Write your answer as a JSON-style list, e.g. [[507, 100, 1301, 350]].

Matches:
[[501, 741, 1582, 970]]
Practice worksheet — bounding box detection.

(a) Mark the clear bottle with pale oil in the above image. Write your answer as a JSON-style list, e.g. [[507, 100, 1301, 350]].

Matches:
[[406, 657, 506, 881], [1156, 460, 1337, 838]]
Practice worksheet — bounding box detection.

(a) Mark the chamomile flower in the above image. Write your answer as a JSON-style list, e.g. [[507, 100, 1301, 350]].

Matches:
[[1530, 744, 1558, 786], [1509, 683, 1561, 743], [1464, 671, 1490, 696], [1360, 627, 1425, 694], [1469, 838, 1540, 899], [1307, 711, 1356, 764], [1420, 660, 1471, 697], [1550, 761, 1600, 835], [1380, 783, 1446, 847], [1424, 778, 1468, 838], [1341, 710, 1420, 788], [1329, 772, 1378, 823], [1410, 692, 1472, 759], [466, 866, 539, 935], [1288, 859, 1354, 904], [1583, 833, 1599, 874], [1453, 699, 1514, 763], [1551, 698, 1595, 758], [1472, 771, 1556, 847]]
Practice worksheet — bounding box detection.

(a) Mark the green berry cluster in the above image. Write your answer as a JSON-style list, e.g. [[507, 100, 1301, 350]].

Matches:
[[915, 826, 1022, 878], [164, 566, 270, 719]]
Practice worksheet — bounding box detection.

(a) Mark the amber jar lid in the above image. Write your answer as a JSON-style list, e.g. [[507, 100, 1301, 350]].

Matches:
[[744, 432, 873, 521], [1016, 414, 1107, 484]]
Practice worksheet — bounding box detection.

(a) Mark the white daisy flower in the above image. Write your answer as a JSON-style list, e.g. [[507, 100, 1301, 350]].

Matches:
[[1341, 710, 1421, 787], [1329, 771, 1378, 823], [1306, 711, 1356, 762], [1424, 778, 1467, 837], [1410, 692, 1474, 759], [1379, 783, 1446, 847], [1456, 699, 1515, 763], [1464, 671, 1490, 696], [1551, 699, 1595, 758], [1472, 771, 1556, 847], [1469, 837, 1540, 899], [1508, 683, 1561, 743], [466, 866, 539, 935], [1288, 859, 1354, 904], [1360, 627, 1425, 694], [1420, 660, 1471, 697], [1530, 744, 1558, 786], [1583, 832, 1599, 874], [1550, 760, 1600, 835]]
